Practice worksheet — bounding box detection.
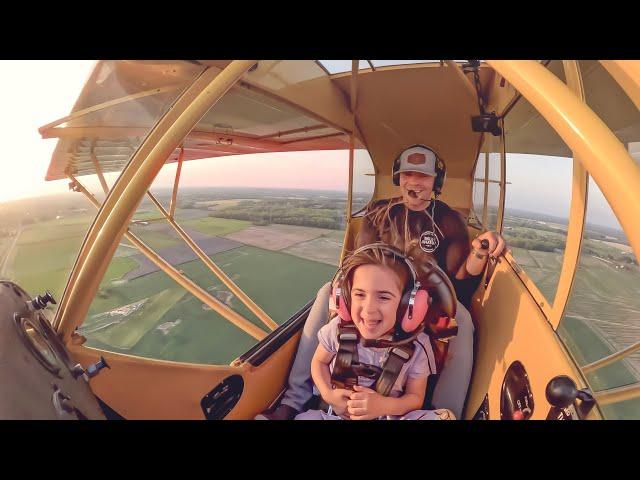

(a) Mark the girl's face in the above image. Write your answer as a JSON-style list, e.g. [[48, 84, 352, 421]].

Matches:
[[350, 264, 404, 339]]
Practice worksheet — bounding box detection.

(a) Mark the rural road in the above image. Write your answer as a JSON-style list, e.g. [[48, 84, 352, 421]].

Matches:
[[0, 222, 22, 278]]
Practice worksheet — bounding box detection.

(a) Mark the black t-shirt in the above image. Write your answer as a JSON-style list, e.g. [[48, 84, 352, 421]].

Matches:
[[356, 198, 481, 308]]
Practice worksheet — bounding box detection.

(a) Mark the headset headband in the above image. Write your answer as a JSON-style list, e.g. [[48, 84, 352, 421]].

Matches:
[[347, 242, 418, 284]]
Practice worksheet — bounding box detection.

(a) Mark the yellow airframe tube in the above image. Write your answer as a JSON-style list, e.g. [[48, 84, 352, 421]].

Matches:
[[600, 60, 640, 111], [549, 61, 589, 329], [169, 146, 184, 219], [69, 175, 268, 341], [145, 191, 278, 331], [91, 152, 111, 195], [594, 382, 640, 406], [582, 339, 640, 375], [444, 61, 478, 104], [38, 84, 181, 134], [340, 60, 358, 265], [486, 60, 640, 263], [55, 61, 257, 339]]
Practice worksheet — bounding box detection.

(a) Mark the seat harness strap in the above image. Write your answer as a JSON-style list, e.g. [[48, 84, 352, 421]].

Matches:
[[375, 343, 415, 396], [331, 323, 360, 390], [331, 323, 415, 397]]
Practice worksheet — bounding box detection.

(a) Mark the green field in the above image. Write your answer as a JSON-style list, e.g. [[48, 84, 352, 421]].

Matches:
[[558, 316, 640, 420], [509, 247, 563, 301], [181, 217, 251, 236], [323, 229, 347, 242], [82, 245, 335, 365], [103, 257, 139, 283], [18, 214, 95, 242], [5, 214, 144, 300], [557, 254, 640, 419], [8, 230, 87, 300], [0, 238, 8, 265], [123, 229, 182, 250]]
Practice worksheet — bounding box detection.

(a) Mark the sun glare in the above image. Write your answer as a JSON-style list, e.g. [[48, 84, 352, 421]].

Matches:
[[0, 60, 96, 203]]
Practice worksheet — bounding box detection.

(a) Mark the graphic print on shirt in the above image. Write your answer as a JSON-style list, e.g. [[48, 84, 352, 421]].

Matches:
[[420, 230, 440, 253]]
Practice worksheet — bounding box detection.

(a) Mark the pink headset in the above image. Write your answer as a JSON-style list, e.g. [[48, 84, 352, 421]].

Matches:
[[331, 243, 430, 335]]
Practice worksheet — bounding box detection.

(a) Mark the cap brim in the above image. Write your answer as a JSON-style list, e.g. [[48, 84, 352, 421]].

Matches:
[[396, 167, 436, 176]]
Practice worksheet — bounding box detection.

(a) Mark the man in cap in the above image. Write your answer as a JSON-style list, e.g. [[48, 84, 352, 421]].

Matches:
[[256, 145, 507, 420]]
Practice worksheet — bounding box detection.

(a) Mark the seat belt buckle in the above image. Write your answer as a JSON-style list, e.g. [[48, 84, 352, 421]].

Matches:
[[339, 332, 358, 341], [390, 347, 411, 361]]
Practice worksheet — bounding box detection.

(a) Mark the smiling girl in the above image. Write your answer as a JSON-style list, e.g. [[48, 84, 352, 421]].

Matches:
[[295, 246, 455, 420]]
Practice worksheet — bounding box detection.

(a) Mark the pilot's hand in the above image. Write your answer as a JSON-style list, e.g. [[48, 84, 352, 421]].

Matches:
[[473, 231, 507, 260]]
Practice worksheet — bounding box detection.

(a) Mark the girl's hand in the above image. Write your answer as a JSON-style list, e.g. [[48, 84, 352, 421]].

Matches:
[[326, 388, 351, 416], [347, 385, 387, 420]]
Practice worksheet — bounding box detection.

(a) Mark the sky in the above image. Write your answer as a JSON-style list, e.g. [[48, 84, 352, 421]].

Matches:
[[0, 60, 632, 230], [0, 60, 97, 202]]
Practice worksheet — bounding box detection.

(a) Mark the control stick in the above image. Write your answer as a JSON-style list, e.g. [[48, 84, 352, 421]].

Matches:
[[545, 375, 596, 418]]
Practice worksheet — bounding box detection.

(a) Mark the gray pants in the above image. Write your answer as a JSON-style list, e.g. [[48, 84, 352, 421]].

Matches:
[[295, 408, 456, 420], [280, 282, 474, 420]]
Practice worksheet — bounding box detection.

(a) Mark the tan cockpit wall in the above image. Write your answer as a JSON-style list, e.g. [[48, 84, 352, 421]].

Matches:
[[467, 263, 599, 419], [65, 331, 301, 419], [333, 63, 491, 215]]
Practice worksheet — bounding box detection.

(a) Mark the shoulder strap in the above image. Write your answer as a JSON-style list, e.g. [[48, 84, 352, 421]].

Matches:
[[331, 323, 359, 390], [374, 343, 415, 396]]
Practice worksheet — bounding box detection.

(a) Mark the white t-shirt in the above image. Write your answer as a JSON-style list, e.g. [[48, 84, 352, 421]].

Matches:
[[316, 316, 436, 398]]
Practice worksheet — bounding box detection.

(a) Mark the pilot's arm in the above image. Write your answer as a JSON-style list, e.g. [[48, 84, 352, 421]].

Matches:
[[442, 211, 484, 307], [445, 211, 507, 307]]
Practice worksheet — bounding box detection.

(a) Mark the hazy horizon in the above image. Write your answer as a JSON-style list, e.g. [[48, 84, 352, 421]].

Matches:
[[0, 183, 626, 233], [0, 60, 634, 232]]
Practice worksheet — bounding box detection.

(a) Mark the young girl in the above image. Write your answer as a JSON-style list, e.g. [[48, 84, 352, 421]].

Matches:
[[295, 244, 455, 420]]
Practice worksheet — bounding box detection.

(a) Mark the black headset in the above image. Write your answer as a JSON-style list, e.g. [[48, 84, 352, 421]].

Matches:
[[392, 144, 447, 198]]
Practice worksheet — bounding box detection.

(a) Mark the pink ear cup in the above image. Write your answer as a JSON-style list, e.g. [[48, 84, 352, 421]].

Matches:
[[401, 289, 429, 333], [328, 289, 337, 313], [331, 286, 352, 322]]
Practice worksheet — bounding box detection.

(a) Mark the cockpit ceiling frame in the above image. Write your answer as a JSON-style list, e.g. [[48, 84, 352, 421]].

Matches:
[[315, 60, 474, 76], [42, 60, 361, 182], [43, 61, 594, 187]]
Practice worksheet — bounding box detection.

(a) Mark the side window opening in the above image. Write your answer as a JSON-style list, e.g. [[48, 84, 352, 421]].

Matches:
[[502, 90, 573, 305], [557, 60, 640, 419], [82, 152, 354, 365]]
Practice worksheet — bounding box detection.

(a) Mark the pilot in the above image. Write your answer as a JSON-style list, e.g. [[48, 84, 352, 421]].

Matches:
[[256, 144, 507, 420]]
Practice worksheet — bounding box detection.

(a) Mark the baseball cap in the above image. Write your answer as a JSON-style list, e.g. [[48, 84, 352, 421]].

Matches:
[[393, 145, 438, 184]]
